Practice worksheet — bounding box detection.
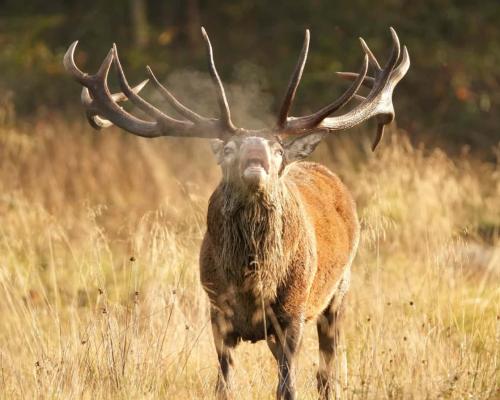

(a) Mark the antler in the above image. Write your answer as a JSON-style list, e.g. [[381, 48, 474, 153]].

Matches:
[[63, 27, 237, 139], [278, 27, 410, 150], [277, 30, 310, 128]]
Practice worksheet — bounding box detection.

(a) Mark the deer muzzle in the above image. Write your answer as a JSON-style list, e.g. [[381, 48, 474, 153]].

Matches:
[[239, 138, 271, 189]]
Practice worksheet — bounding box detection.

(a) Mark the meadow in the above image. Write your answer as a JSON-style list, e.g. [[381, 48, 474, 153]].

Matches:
[[0, 114, 498, 399]]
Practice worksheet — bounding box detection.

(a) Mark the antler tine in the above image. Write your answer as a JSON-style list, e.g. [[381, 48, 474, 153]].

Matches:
[[390, 45, 410, 86], [359, 37, 381, 71], [111, 79, 148, 102], [63, 41, 87, 84], [201, 27, 236, 132], [371, 121, 387, 151], [277, 29, 310, 128], [95, 47, 114, 81], [375, 27, 401, 86], [282, 28, 410, 151], [146, 66, 207, 123], [336, 72, 374, 89]]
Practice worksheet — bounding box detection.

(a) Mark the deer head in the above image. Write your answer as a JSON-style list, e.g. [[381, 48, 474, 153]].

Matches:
[[64, 27, 409, 193]]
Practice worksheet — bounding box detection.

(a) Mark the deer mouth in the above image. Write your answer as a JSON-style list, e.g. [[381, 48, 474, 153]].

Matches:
[[241, 157, 269, 187], [244, 158, 269, 173]]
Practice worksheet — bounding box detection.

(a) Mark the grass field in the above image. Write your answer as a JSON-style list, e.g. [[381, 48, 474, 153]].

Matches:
[[0, 116, 498, 399]]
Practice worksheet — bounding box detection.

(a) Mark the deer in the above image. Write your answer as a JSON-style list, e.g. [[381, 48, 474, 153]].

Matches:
[[64, 26, 409, 400]]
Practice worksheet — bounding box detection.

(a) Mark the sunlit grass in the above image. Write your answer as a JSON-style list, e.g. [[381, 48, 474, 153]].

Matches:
[[0, 118, 498, 399]]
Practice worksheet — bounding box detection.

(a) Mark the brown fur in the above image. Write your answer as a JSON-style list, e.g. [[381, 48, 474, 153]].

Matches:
[[200, 160, 359, 399]]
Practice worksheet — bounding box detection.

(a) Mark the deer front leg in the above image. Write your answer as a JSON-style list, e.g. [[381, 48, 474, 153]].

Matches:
[[267, 317, 304, 400], [211, 308, 238, 400]]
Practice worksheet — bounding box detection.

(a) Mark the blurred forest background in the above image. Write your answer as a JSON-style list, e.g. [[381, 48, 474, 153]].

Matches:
[[0, 0, 499, 151]]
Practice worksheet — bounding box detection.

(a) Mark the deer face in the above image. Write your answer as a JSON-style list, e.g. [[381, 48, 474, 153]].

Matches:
[[211, 135, 285, 191], [211, 132, 327, 191]]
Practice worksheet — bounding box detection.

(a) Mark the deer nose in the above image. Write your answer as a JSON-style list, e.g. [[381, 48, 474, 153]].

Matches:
[[240, 138, 270, 173], [239, 138, 271, 188]]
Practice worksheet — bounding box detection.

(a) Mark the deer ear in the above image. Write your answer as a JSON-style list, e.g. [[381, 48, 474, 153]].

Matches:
[[284, 132, 326, 162], [210, 139, 225, 164]]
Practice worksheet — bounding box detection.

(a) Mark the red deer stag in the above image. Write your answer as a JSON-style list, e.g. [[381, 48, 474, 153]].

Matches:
[[64, 27, 409, 400]]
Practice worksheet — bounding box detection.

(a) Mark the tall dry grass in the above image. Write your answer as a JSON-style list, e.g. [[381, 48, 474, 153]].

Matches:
[[0, 117, 498, 399]]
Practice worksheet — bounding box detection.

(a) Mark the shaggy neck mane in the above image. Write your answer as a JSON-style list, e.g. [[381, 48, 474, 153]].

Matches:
[[213, 181, 294, 293]]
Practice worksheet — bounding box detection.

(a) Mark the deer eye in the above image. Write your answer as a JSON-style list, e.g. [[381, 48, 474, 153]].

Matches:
[[275, 148, 284, 157], [223, 147, 235, 156]]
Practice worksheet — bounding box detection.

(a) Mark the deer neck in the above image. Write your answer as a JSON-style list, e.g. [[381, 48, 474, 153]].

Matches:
[[212, 180, 297, 297]]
